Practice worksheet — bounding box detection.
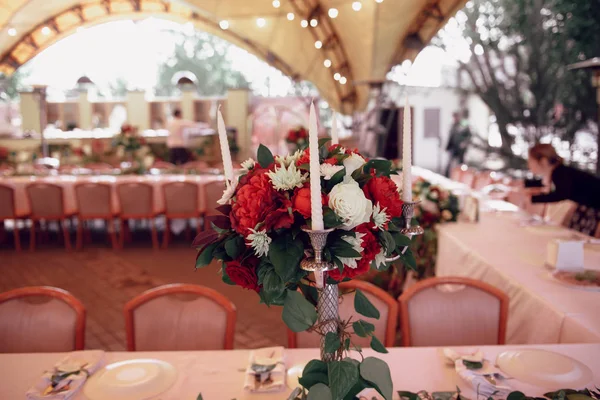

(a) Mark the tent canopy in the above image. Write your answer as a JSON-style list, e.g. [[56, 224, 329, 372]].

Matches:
[[0, 0, 466, 112]]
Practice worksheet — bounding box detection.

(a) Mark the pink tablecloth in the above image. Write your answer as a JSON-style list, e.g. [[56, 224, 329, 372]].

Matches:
[[436, 212, 600, 344], [2, 174, 225, 215], [1, 344, 598, 399]]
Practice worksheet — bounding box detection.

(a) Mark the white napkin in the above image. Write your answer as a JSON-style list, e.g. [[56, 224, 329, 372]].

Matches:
[[243, 346, 286, 393], [547, 240, 585, 272], [26, 350, 105, 400], [443, 349, 511, 397]]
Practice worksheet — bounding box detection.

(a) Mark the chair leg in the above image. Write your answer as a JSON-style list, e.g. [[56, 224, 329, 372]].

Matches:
[[196, 217, 201, 235], [184, 220, 191, 242], [85, 221, 92, 244], [150, 219, 159, 250], [76, 218, 84, 250], [13, 221, 21, 252], [30, 221, 36, 251], [119, 219, 126, 249], [0, 220, 6, 243], [61, 219, 71, 251], [108, 219, 119, 250], [162, 217, 170, 249], [124, 220, 132, 243]]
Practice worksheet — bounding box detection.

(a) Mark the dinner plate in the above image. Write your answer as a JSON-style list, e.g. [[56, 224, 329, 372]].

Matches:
[[549, 270, 600, 292], [496, 349, 593, 389], [83, 359, 177, 400]]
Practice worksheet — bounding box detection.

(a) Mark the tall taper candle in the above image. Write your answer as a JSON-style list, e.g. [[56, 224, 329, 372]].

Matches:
[[309, 102, 325, 230], [402, 96, 412, 201], [217, 105, 234, 184], [331, 112, 339, 146]]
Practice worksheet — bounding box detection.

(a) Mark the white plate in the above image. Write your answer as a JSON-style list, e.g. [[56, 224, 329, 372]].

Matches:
[[83, 359, 177, 400], [496, 349, 593, 389]]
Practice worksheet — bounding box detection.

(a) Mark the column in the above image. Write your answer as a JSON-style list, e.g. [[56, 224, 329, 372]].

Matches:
[[125, 90, 149, 131], [78, 90, 93, 130], [181, 88, 196, 121], [226, 88, 251, 160]]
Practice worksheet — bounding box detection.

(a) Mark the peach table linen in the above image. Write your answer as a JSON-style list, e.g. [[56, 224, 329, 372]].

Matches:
[[436, 212, 600, 344], [0, 345, 598, 399], [2, 175, 224, 216]]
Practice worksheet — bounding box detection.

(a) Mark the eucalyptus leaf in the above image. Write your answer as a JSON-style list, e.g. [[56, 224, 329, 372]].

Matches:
[[282, 290, 317, 332], [224, 236, 244, 259], [352, 320, 375, 337], [401, 251, 417, 270], [328, 360, 359, 400], [354, 289, 380, 319], [370, 335, 388, 353], [257, 144, 275, 168], [393, 232, 412, 248], [307, 383, 333, 400], [323, 208, 342, 229], [360, 357, 393, 400], [379, 231, 396, 256], [261, 268, 286, 305], [324, 332, 341, 354], [270, 234, 304, 282], [195, 242, 218, 269]]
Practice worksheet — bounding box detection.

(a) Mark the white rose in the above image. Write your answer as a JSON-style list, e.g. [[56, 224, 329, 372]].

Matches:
[[343, 153, 366, 177], [328, 179, 373, 230]]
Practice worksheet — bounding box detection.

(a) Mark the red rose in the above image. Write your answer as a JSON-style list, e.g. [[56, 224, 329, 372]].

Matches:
[[323, 157, 338, 165], [230, 172, 294, 235], [287, 130, 297, 142], [292, 184, 327, 218], [363, 176, 403, 218], [297, 128, 308, 139], [295, 148, 310, 167], [329, 224, 381, 281], [225, 259, 259, 291]]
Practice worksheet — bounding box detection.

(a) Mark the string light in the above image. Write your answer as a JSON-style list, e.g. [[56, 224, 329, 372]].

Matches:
[[310, 19, 318, 27], [334, 73, 341, 81], [301, 20, 308, 28], [315, 40, 322, 49], [375, 0, 384, 3], [7, 28, 17, 36], [328, 8, 339, 18], [352, 1, 362, 11], [324, 59, 332, 68], [219, 20, 229, 30], [339, 77, 347, 84], [272, 0, 280, 8], [287, 13, 295, 21], [41, 26, 51, 35], [256, 18, 266, 28]]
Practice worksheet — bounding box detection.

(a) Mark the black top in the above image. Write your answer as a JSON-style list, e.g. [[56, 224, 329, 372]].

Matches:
[[531, 164, 600, 209]]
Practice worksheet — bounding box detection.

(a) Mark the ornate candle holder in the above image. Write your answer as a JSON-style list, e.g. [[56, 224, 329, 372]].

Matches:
[[300, 227, 338, 362], [386, 200, 424, 261]]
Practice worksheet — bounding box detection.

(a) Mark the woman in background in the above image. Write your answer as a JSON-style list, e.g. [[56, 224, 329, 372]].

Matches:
[[527, 143, 600, 235]]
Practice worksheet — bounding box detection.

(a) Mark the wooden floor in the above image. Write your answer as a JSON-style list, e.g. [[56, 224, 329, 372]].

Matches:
[[0, 233, 285, 351]]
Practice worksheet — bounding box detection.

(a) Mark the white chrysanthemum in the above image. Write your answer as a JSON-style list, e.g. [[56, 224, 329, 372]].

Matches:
[[275, 149, 303, 167], [240, 158, 255, 173], [320, 164, 344, 180], [342, 153, 366, 177], [217, 179, 238, 205], [246, 228, 271, 257], [338, 146, 347, 154], [338, 232, 366, 269], [372, 203, 390, 230], [267, 161, 308, 191], [374, 248, 387, 270]]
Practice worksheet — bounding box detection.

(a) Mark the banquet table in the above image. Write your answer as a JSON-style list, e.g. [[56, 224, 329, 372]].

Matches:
[[2, 174, 225, 216], [1, 344, 598, 399], [436, 211, 600, 344]]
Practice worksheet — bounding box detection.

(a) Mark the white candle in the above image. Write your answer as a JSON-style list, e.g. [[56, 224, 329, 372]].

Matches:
[[331, 112, 339, 146], [217, 106, 234, 184], [402, 96, 412, 202], [309, 102, 324, 231]]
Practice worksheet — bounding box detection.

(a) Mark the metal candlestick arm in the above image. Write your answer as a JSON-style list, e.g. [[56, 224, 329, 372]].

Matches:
[[386, 200, 424, 262]]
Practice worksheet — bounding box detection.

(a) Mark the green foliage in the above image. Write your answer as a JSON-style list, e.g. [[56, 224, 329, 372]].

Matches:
[[369, 335, 388, 354], [360, 357, 393, 400], [327, 360, 359, 400], [269, 233, 304, 282], [258, 263, 286, 305], [195, 242, 219, 269], [462, 360, 483, 370], [352, 320, 375, 338], [299, 360, 329, 389], [324, 332, 341, 354], [354, 289, 381, 319], [282, 290, 317, 332], [257, 144, 275, 168], [307, 383, 333, 400]]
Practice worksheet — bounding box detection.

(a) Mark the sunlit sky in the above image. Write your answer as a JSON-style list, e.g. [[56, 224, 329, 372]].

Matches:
[[21, 18, 460, 99]]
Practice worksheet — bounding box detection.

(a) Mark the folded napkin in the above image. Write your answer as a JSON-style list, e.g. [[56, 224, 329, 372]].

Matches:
[[26, 350, 105, 400], [443, 349, 511, 397], [243, 346, 286, 393]]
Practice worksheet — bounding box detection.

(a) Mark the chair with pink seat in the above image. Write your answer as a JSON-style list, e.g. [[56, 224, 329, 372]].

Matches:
[[116, 182, 163, 249], [0, 183, 29, 251], [398, 276, 509, 346], [0, 286, 86, 353], [26, 183, 74, 251], [201, 180, 227, 230], [74, 182, 119, 250], [162, 181, 201, 248]]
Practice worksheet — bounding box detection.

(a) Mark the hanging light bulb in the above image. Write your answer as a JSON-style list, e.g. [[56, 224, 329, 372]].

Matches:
[[256, 18, 266, 28], [301, 20, 308, 28], [287, 13, 295, 21], [272, 0, 280, 8], [334, 73, 341, 81], [219, 20, 229, 30], [315, 41, 322, 49], [328, 8, 339, 18], [324, 59, 332, 68], [41, 26, 51, 35], [352, 1, 362, 11], [310, 19, 318, 27], [7, 27, 17, 36], [375, 0, 384, 3], [339, 77, 347, 84]]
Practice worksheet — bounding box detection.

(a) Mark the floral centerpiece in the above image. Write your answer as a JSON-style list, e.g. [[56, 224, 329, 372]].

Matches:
[[194, 135, 417, 399], [286, 126, 309, 152], [111, 124, 146, 155]]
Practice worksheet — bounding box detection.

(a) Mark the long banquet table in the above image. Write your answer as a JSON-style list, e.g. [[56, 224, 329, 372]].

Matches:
[[436, 211, 600, 344], [1, 345, 598, 399], [2, 174, 225, 216]]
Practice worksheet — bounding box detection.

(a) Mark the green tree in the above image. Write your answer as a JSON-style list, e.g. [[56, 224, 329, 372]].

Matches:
[[436, 0, 599, 159], [155, 30, 248, 96], [0, 68, 31, 100]]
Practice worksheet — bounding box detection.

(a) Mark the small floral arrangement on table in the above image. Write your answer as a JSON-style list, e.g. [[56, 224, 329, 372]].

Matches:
[[111, 123, 146, 154], [286, 126, 309, 152], [399, 387, 600, 400], [194, 141, 416, 399]]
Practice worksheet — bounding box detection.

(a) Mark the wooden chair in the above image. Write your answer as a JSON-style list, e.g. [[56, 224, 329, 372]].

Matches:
[[449, 165, 463, 182], [0, 286, 86, 352], [201, 180, 227, 230], [459, 167, 476, 188], [182, 160, 210, 174], [74, 182, 119, 250], [288, 280, 398, 348], [0, 183, 29, 251], [84, 162, 116, 174], [26, 183, 74, 251], [162, 181, 201, 248], [151, 161, 177, 171], [124, 283, 236, 351], [472, 170, 493, 191], [398, 277, 509, 347], [116, 182, 162, 249]]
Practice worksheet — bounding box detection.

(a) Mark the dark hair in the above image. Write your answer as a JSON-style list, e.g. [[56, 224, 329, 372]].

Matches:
[[173, 109, 182, 118], [529, 143, 563, 165]]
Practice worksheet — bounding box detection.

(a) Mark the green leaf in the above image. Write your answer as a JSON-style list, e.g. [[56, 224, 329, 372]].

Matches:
[[462, 360, 483, 370], [332, 257, 344, 273], [344, 338, 350, 351], [221, 268, 235, 285], [195, 242, 218, 269], [507, 392, 526, 400], [360, 357, 393, 400], [324, 332, 341, 354], [282, 290, 317, 332], [261, 267, 286, 305], [328, 360, 359, 400], [328, 168, 346, 187], [352, 320, 375, 337], [307, 383, 333, 400], [210, 221, 229, 235], [257, 144, 275, 168], [401, 251, 417, 270], [393, 232, 412, 248], [363, 159, 392, 175], [299, 360, 329, 389], [318, 137, 332, 148], [224, 236, 244, 259], [379, 231, 396, 256], [298, 163, 310, 171], [196, 393, 203, 400], [269, 234, 304, 282], [370, 335, 388, 353], [323, 207, 342, 229], [330, 239, 362, 258], [354, 289, 380, 319], [398, 391, 419, 400]]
